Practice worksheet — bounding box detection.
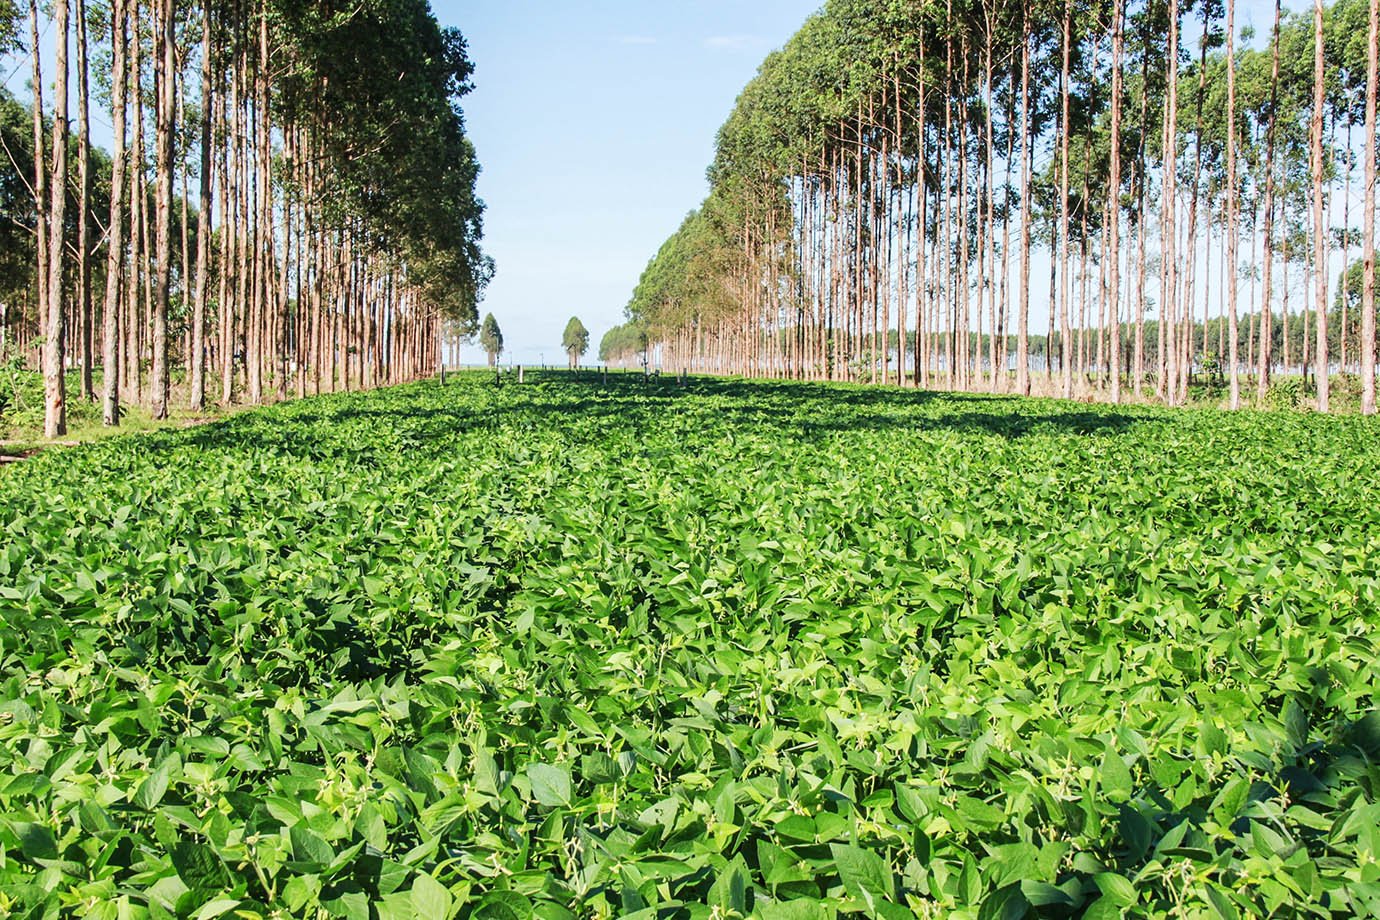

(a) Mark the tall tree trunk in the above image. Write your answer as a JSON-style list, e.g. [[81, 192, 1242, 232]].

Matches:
[[150, 0, 175, 419], [1257, 0, 1281, 403], [1107, 0, 1124, 403], [1226, 0, 1241, 408], [76, 0, 93, 402], [1059, 0, 1073, 399], [1017, 17, 1032, 396], [1364, 0, 1378, 414], [1159, 0, 1179, 403], [1311, 0, 1330, 411], [29, 0, 47, 384], [44, 0, 71, 439], [190, 0, 212, 411], [102, 0, 128, 426]]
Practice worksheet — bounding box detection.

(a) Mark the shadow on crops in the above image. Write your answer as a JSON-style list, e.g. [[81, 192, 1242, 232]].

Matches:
[[139, 372, 1160, 463], [517, 374, 1161, 441]]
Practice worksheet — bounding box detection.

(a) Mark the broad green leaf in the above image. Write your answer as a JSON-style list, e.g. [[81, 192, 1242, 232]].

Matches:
[[831, 844, 891, 912], [526, 763, 572, 808], [410, 874, 452, 920], [135, 754, 181, 810]]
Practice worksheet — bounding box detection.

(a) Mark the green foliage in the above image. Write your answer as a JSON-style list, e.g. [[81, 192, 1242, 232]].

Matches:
[[270, 0, 492, 328], [479, 312, 503, 366], [0, 1, 18, 54], [1, 374, 1379, 916], [0, 361, 101, 433], [598, 321, 648, 365], [1267, 375, 1306, 410], [561, 316, 589, 366]]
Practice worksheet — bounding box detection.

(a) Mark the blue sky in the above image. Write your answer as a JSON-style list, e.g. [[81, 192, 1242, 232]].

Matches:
[[432, 0, 822, 366]]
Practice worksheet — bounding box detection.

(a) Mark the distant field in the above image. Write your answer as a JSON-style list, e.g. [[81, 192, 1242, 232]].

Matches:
[[2, 372, 1378, 918]]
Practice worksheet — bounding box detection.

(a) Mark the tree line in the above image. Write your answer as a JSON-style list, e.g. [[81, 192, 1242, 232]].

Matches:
[[620, 0, 1379, 413], [1, 0, 492, 438]]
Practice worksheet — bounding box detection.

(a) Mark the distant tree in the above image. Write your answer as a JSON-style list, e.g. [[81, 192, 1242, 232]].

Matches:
[[599, 322, 648, 367], [562, 316, 589, 369], [479, 312, 503, 366]]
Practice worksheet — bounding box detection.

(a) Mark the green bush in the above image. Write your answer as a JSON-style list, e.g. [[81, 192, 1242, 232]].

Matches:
[[1266, 375, 1305, 410]]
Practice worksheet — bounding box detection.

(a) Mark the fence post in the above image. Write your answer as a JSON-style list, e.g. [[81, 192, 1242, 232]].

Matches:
[[518, 365, 524, 384]]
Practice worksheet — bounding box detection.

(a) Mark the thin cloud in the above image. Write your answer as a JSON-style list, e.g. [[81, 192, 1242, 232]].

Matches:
[[704, 34, 765, 52]]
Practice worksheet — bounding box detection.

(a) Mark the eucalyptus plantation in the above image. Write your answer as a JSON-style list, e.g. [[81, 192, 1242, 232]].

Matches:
[[3, 0, 492, 433], [625, 0, 1380, 411]]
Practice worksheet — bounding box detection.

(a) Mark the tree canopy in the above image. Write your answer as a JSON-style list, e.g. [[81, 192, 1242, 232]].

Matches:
[[624, 0, 1379, 412], [562, 316, 590, 368], [480, 312, 503, 366]]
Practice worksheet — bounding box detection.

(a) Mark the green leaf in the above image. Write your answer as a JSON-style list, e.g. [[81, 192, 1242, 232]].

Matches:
[[135, 753, 181, 810], [171, 841, 231, 894], [526, 763, 572, 808], [193, 900, 243, 920], [708, 857, 750, 913], [831, 844, 892, 912], [1094, 873, 1137, 907], [290, 825, 335, 868], [12, 822, 57, 860], [1100, 749, 1133, 801], [410, 874, 453, 920], [470, 891, 532, 920], [756, 900, 829, 920]]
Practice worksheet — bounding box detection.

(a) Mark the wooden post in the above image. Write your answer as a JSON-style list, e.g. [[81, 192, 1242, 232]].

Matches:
[[518, 364, 524, 384]]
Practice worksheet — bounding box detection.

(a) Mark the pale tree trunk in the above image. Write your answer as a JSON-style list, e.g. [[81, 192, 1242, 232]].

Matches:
[[190, 0, 212, 411], [1180, 20, 1210, 404], [44, 0, 70, 439], [1017, 18, 1032, 396], [1226, 0, 1241, 409], [150, 0, 175, 419], [915, 37, 927, 389], [1363, 0, 1377, 414], [1159, 0, 1179, 402], [29, 0, 47, 377], [1258, 0, 1281, 403], [1107, 0, 1124, 403], [102, 0, 127, 426], [1132, 27, 1149, 399], [76, 0, 93, 402], [1311, 0, 1329, 411], [1059, 1, 1073, 399]]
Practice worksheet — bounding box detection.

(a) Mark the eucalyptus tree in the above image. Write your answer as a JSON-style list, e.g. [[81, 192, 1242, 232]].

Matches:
[[1311, 0, 1329, 410], [480, 312, 503, 367], [101, 0, 128, 425], [1363, 0, 1377, 414], [1225, 0, 1241, 408], [42, 0, 69, 438], [563, 316, 589, 370]]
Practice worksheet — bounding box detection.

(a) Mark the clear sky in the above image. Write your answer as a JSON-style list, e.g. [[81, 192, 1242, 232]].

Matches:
[[431, 0, 822, 367]]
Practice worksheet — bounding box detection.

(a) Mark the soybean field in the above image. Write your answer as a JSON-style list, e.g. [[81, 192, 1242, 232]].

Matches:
[[2, 372, 1379, 919]]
